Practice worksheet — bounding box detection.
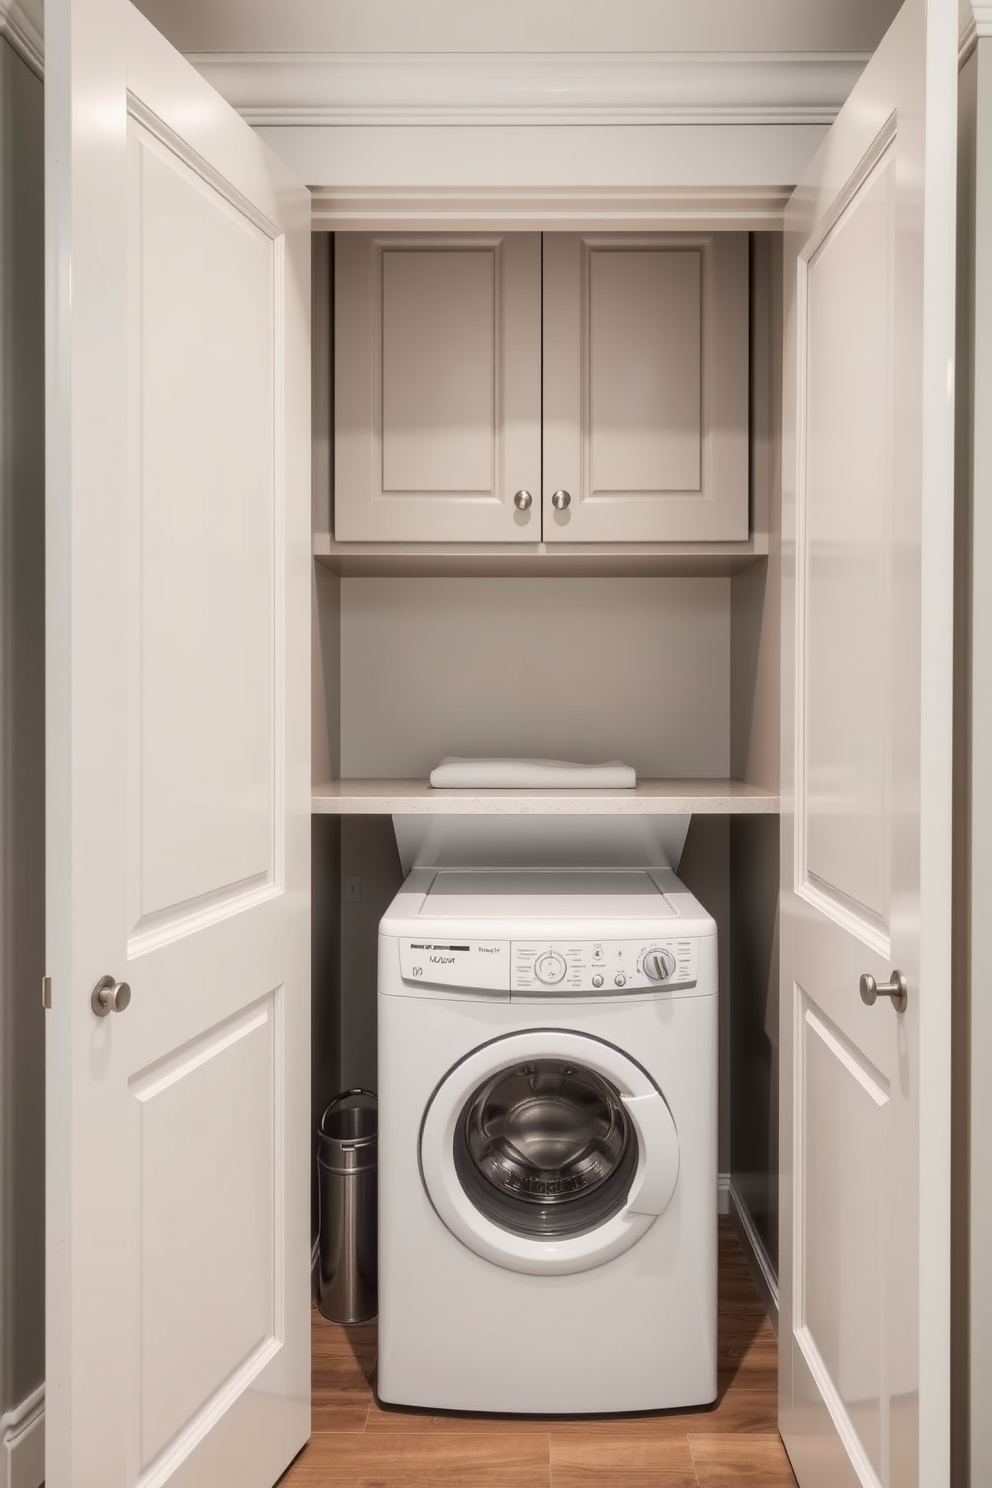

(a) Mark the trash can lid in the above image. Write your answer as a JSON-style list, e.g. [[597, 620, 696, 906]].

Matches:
[[319, 1089, 377, 1151]]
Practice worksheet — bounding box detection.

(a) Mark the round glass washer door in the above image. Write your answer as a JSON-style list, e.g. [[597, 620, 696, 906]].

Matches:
[[420, 1029, 680, 1276]]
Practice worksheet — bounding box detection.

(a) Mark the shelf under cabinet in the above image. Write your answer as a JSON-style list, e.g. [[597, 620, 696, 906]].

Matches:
[[311, 779, 780, 815], [312, 534, 769, 578]]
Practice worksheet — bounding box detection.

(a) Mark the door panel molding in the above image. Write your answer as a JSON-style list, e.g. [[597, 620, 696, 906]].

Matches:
[[794, 120, 898, 959], [129, 993, 281, 1478], [126, 114, 283, 937], [793, 1324, 884, 1488], [793, 985, 889, 1486], [127, 92, 282, 239]]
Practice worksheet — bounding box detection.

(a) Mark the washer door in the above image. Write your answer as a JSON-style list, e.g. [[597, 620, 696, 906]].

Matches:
[[420, 1029, 680, 1276]]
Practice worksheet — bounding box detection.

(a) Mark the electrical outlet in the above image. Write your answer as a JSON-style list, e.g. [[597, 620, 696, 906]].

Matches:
[[344, 876, 361, 904]]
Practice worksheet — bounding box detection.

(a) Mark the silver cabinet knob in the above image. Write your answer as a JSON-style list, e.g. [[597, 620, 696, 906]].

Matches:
[[513, 489, 533, 511], [551, 489, 571, 510], [92, 975, 132, 1018], [859, 970, 908, 1013]]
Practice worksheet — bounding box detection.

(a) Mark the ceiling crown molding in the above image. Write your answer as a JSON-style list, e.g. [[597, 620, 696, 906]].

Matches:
[[0, 0, 42, 76], [189, 50, 868, 129], [307, 183, 794, 233]]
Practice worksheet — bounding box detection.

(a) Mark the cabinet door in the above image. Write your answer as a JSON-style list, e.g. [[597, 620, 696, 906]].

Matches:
[[46, 3, 311, 1485], [543, 233, 748, 542], [335, 233, 541, 542]]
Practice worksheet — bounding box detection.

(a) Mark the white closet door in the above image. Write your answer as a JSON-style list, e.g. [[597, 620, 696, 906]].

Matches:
[[335, 232, 542, 542], [779, 0, 956, 1484], [542, 232, 748, 543], [45, 3, 311, 1485]]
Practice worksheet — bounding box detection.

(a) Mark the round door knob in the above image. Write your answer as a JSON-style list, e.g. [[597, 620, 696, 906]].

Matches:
[[513, 489, 533, 511], [642, 948, 677, 982], [91, 975, 132, 1018], [551, 489, 571, 511], [859, 970, 908, 1013]]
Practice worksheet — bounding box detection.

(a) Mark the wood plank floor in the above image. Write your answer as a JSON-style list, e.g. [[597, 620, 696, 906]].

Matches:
[[279, 1218, 796, 1488]]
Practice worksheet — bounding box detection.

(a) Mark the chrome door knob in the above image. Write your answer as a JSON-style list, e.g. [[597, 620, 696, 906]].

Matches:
[[859, 970, 908, 1013], [551, 489, 571, 510], [92, 975, 132, 1017], [513, 489, 533, 511]]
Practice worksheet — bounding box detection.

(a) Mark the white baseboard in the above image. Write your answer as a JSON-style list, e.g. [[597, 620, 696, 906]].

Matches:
[[718, 1171, 731, 1216], [1, 1385, 44, 1488], [728, 1175, 779, 1333]]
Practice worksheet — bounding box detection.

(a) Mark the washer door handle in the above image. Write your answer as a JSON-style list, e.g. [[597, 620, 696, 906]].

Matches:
[[621, 1091, 680, 1217]]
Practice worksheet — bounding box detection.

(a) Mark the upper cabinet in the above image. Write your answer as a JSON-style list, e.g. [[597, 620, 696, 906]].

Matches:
[[334, 231, 748, 545]]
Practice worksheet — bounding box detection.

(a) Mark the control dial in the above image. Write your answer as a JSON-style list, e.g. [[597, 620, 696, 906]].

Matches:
[[535, 951, 567, 985], [642, 947, 677, 983]]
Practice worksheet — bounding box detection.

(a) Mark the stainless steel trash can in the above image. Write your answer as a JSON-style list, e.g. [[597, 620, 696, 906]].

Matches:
[[317, 1090, 378, 1323]]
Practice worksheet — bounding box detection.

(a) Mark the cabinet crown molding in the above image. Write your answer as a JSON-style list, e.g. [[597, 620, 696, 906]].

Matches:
[[188, 50, 869, 128], [963, 2, 992, 41], [0, 0, 42, 75]]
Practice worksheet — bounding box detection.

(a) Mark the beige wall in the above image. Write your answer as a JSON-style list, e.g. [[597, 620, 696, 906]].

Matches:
[[728, 234, 782, 1274], [0, 34, 45, 1424], [339, 575, 732, 780]]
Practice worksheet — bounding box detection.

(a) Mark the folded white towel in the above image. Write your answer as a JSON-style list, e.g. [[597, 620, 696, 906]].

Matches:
[[429, 757, 637, 790]]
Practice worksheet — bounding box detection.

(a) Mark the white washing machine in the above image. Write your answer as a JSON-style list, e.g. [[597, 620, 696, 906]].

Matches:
[[377, 820, 718, 1416]]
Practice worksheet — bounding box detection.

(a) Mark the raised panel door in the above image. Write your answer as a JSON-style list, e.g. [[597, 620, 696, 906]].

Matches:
[[542, 232, 749, 543], [45, 4, 312, 1484], [334, 232, 541, 542], [779, 0, 956, 1482]]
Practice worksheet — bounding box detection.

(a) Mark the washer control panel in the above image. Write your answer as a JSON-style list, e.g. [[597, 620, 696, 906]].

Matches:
[[512, 938, 698, 996], [397, 937, 700, 996]]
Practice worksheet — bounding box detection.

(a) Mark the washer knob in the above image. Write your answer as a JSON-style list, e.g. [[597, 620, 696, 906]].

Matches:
[[535, 951, 567, 985], [614, 972, 627, 988], [591, 973, 604, 989], [642, 948, 677, 982]]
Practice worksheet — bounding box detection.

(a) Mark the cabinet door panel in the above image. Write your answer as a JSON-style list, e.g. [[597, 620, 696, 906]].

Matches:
[[543, 233, 748, 543], [335, 233, 541, 542], [589, 246, 702, 495]]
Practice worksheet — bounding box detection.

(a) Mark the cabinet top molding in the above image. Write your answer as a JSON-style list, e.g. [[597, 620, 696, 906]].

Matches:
[[186, 52, 870, 129], [961, 2, 992, 53], [0, 0, 43, 76]]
